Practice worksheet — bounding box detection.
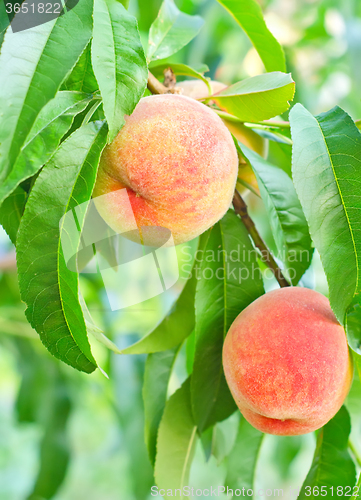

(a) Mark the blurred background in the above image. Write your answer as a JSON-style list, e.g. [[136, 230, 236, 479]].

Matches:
[[1, 0, 361, 498]]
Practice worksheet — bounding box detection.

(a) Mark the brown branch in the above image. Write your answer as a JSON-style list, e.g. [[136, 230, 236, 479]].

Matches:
[[147, 70, 181, 95], [233, 190, 290, 288], [147, 71, 169, 94]]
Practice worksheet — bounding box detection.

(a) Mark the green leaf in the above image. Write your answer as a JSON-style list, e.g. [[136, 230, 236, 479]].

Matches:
[[239, 145, 313, 285], [17, 122, 108, 373], [217, 0, 286, 72], [0, 91, 92, 207], [61, 43, 98, 94], [290, 105, 361, 353], [298, 407, 356, 499], [211, 72, 295, 123], [143, 348, 179, 465], [154, 378, 198, 491], [0, 186, 27, 244], [0, 0, 93, 185], [0, 2, 9, 48], [121, 233, 209, 355], [92, 0, 148, 142], [149, 61, 211, 90], [147, 0, 204, 62], [191, 210, 264, 432], [225, 418, 264, 491], [27, 375, 72, 500], [211, 412, 239, 466]]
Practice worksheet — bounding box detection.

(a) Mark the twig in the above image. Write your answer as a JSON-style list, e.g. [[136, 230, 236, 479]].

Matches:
[[147, 71, 169, 94], [147, 70, 181, 95], [232, 190, 290, 288], [163, 67, 177, 89]]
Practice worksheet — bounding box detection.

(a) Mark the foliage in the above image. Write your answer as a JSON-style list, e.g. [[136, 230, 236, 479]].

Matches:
[[0, 0, 361, 498]]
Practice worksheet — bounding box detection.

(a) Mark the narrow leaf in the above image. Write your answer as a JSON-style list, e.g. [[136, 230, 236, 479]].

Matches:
[[240, 144, 313, 285], [290, 105, 361, 353], [0, 91, 92, 206], [217, 0, 286, 72], [0, 0, 93, 184], [298, 407, 356, 499], [211, 72, 295, 123], [225, 418, 264, 492], [17, 122, 108, 373], [191, 210, 264, 432], [147, 0, 204, 62], [154, 378, 198, 491], [143, 348, 179, 465], [92, 0, 148, 141]]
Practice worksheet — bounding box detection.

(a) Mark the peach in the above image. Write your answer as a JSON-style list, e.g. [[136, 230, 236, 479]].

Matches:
[[93, 94, 238, 246], [176, 79, 268, 196], [222, 287, 353, 435]]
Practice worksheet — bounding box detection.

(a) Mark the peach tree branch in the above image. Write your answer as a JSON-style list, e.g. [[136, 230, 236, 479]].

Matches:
[[233, 190, 290, 288]]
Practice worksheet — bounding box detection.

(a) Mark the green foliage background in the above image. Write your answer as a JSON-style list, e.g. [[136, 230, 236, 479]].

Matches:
[[0, 0, 361, 498]]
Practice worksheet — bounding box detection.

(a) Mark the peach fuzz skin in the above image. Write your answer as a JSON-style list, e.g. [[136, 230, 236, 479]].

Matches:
[[176, 79, 268, 196], [223, 287, 353, 436], [93, 94, 238, 246]]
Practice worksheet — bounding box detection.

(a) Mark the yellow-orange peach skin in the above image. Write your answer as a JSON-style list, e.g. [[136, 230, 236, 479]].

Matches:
[[222, 287, 353, 436], [93, 94, 238, 246]]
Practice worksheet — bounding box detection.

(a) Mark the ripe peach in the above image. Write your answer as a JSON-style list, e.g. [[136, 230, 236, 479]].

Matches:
[[93, 94, 238, 246], [176, 79, 268, 195], [222, 287, 353, 436]]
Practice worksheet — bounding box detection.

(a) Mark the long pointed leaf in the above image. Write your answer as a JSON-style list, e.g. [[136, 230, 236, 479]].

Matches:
[[0, 0, 93, 184], [290, 105, 361, 354], [211, 72, 295, 123], [217, 0, 286, 72], [191, 210, 264, 432], [17, 122, 108, 373], [92, 0, 148, 142], [0, 91, 92, 206]]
